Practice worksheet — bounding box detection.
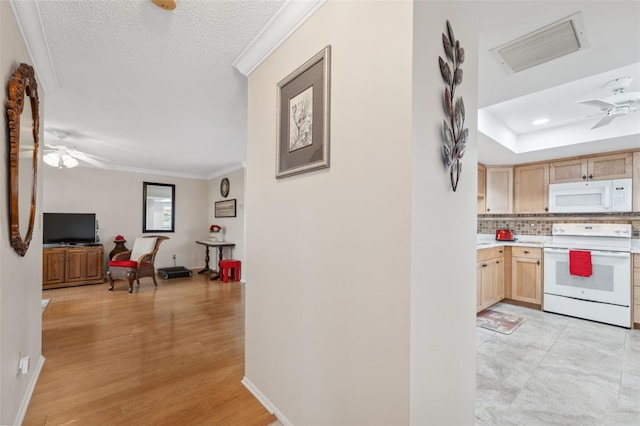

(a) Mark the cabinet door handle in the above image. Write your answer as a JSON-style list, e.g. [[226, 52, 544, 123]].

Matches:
[[544, 207, 548, 212], [499, 250, 503, 253], [524, 250, 530, 254], [582, 175, 587, 180], [487, 208, 491, 212], [588, 174, 593, 179], [496, 260, 500, 264], [537, 260, 541, 266], [482, 263, 487, 268]]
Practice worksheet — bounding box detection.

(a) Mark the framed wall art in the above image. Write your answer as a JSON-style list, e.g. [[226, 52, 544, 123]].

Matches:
[[214, 199, 236, 218], [276, 45, 331, 178]]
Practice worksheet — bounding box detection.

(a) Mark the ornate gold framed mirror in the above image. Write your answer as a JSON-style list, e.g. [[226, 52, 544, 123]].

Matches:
[[6, 63, 39, 256]]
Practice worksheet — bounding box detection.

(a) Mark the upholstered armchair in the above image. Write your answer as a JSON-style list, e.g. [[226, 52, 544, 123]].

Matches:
[[107, 236, 168, 293]]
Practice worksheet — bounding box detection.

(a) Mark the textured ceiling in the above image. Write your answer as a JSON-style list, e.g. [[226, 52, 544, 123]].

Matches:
[[38, 0, 284, 178], [26, 1, 640, 174]]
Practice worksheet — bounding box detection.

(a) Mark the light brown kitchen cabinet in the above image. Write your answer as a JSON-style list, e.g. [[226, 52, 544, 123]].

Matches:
[[511, 247, 542, 306], [633, 254, 640, 329], [43, 246, 104, 289], [587, 153, 633, 180], [485, 167, 513, 214], [478, 163, 486, 214], [477, 247, 505, 312], [514, 163, 549, 213], [495, 249, 505, 301], [549, 158, 587, 183], [549, 152, 633, 183]]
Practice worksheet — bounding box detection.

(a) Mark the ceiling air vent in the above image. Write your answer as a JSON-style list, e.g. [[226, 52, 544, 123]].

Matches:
[[490, 12, 588, 74]]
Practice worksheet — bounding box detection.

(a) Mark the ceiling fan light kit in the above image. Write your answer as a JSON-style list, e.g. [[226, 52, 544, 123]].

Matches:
[[43, 151, 79, 169], [44, 129, 109, 169], [151, 0, 176, 11]]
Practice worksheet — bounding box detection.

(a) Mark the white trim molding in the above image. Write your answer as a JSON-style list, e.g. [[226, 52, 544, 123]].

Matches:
[[232, 0, 326, 76], [205, 161, 246, 181], [241, 376, 294, 426], [14, 355, 45, 426], [9, 0, 59, 93]]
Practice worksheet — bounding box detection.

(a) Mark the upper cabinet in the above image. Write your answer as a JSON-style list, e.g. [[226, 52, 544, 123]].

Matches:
[[478, 164, 486, 214], [480, 149, 637, 215], [514, 163, 549, 214], [549, 158, 587, 184], [485, 167, 513, 214], [550, 153, 633, 184], [587, 153, 633, 180]]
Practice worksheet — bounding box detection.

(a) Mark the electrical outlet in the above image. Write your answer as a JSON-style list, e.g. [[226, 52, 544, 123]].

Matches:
[[17, 352, 29, 375], [19, 356, 30, 375]]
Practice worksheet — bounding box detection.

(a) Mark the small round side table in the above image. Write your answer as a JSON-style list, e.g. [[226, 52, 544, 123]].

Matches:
[[109, 240, 128, 260]]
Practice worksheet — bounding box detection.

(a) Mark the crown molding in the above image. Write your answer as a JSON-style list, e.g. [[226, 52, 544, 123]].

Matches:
[[205, 162, 246, 180], [10, 0, 59, 93], [71, 161, 246, 181], [232, 0, 326, 76], [73, 163, 207, 180]]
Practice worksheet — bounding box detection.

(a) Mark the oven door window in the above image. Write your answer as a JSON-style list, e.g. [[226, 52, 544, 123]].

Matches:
[[555, 262, 614, 292]]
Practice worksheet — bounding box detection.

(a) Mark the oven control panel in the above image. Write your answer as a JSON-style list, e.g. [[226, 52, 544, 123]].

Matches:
[[552, 223, 631, 238]]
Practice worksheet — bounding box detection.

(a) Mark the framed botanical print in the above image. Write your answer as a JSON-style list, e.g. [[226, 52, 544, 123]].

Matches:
[[276, 46, 331, 178]]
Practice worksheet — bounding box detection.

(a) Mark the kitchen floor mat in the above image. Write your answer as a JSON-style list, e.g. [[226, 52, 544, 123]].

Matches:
[[476, 309, 526, 335]]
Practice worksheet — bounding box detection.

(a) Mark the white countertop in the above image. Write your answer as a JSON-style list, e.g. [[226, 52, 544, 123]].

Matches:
[[478, 234, 640, 253], [477, 234, 549, 250]]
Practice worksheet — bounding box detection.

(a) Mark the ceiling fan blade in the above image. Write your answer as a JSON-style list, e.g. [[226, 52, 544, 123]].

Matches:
[[577, 99, 617, 110], [591, 114, 616, 129], [69, 151, 111, 169]]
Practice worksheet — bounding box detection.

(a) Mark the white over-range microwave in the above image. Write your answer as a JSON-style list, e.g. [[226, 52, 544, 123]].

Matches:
[[548, 178, 633, 213]]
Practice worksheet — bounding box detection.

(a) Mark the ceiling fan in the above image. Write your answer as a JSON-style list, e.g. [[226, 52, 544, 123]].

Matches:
[[577, 76, 640, 129], [44, 130, 109, 169]]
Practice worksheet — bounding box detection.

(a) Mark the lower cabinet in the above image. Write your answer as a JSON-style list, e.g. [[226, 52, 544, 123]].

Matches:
[[43, 246, 104, 289], [477, 247, 505, 312], [633, 254, 640, 328], [511, 247, 543, 306]]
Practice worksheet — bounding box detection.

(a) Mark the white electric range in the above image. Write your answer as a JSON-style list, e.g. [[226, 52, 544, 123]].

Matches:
[[543, 223, 632, 328]]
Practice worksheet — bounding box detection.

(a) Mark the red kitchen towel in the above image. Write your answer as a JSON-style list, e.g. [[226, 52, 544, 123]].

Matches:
[[569, 250, 592, 277]]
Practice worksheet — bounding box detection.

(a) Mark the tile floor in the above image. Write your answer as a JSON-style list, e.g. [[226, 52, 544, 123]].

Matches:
[[476, 302, 640, 425]]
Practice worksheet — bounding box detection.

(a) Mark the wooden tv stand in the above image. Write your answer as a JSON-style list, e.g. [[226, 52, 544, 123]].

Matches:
[[43, 245, 104, 289]]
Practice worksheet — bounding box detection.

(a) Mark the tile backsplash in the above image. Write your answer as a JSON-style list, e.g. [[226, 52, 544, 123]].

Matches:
[[478, 213, 640, 237]]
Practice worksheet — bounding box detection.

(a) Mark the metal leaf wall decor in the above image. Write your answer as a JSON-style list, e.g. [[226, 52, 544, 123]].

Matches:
[[439, 20, 467, 192]]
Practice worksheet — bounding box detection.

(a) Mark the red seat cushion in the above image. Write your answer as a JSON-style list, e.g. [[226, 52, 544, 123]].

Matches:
[[109, 260, 138, 268]]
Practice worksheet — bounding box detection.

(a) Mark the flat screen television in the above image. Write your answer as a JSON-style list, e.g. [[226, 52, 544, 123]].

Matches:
[[43, 213, 96, 245]]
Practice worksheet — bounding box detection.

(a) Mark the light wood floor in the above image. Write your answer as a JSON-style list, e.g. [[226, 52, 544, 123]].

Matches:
[[24, 273, 277, 426]]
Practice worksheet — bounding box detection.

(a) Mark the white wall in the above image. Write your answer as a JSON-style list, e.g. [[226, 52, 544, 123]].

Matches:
[[0, 2, 44, 423], [410, 2, 478, 424], [245, 2, 413, 424], [208, 166, 245, 267], [43, 167, 208, 270]]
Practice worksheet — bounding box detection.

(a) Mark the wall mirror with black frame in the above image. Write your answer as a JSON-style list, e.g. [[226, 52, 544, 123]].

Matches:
[[143, 182, 175, 233]]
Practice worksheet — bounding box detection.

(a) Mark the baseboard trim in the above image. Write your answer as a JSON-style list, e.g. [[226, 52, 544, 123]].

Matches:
[[501, 298, 541, 311], [242, 376, 294, 426], [14, 355, 45, 426]]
